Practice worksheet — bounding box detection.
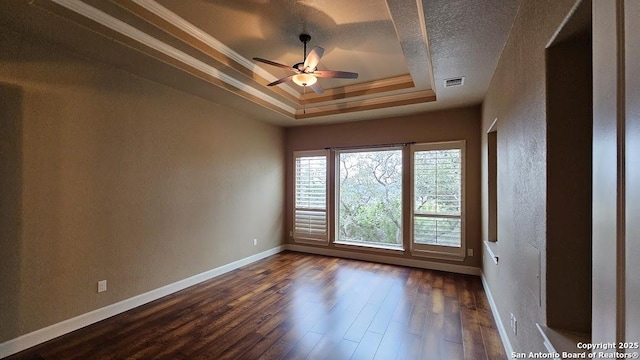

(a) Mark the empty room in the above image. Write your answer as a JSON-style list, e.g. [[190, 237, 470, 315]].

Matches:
[[0, 0, 638, 359]]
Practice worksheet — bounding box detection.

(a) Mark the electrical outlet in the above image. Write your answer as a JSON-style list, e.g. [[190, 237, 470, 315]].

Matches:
[[289, 231, 293, 237], [253, 238, 257, 246], [467, 248, 473, 256], [98, 280, 107, 293]]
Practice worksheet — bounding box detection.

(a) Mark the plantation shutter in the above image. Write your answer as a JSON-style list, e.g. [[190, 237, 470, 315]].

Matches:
[[294, 151, 328, 241], [411, 141, 466, 258]]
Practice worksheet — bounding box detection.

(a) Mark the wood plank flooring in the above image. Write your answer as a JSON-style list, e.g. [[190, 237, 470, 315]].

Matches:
[[7, 252, 506, 360]]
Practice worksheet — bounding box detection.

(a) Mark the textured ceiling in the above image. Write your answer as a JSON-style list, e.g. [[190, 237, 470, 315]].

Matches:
[[424, 0, 522, 106], [0, 0, 522, 126]]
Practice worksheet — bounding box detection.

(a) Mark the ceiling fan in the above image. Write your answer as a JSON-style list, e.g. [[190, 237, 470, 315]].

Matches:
[[253, 34, 359, 94]]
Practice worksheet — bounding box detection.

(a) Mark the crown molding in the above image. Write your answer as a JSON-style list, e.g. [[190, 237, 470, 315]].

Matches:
[[296, 89, 436, 119], [47, 0, 296, 114], [300, 74, 415, 104], [125, 0, 301, 99]]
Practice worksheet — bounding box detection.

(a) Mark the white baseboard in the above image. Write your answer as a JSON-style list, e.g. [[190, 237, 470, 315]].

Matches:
[[481, 273, 515, 358], [0, 245, 286, 359], [286, 244, 482, 276]]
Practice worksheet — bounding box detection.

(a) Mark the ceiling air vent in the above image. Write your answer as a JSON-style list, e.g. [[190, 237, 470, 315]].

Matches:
[[444, 77, 465, 88]]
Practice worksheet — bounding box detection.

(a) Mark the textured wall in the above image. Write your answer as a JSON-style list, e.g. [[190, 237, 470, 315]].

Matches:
[[480, 0, 578, 353], [285, 106, 481, 268], [0, 28, 285, 343]]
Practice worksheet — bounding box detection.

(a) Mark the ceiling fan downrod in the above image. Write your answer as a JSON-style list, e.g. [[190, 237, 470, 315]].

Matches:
[[299, 33, 311, 62]]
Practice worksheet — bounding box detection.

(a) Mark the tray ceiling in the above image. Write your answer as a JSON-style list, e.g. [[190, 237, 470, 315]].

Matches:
[[0, 0, 521, 125]]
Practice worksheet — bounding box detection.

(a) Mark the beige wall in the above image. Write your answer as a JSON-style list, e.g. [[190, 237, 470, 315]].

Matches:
[[482, 0, 640, 353], [480, 0, 580, 353], [0, 28, 285, 343], [285, 106, 482, 268]]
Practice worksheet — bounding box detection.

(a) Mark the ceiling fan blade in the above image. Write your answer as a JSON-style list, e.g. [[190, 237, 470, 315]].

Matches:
[[253, 57, 296, 72], [303, 46, 325, 71], [267, 75, 294, 86], [308, 82, 324, 94], [313, 70, 359, 79]]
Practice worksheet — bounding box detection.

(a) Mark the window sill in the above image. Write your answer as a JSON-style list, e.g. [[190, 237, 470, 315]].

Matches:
[[293, 238, 329, 246], [410, 249, 465, 262], [536, 324, 590, 356], [334, 241, 404, 254], [484, 241, 499, 265]]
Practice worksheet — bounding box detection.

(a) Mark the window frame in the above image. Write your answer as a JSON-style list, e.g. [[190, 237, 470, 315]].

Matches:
[[334, 146, 405, 250], [293, 150, 330, 244], [409, 140, 467, 260]]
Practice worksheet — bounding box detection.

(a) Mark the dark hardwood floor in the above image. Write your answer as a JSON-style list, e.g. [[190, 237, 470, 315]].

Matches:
[[7, 251, 506, 360]]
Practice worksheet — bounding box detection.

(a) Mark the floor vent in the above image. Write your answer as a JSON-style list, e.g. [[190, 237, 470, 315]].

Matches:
[[444, 77, 465, 88]]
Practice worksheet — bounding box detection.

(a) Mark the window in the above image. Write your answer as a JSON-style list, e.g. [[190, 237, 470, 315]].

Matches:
[[410, 141, 466, 259], [336, 148, 403, 249], [291, 140, 468, 258], [293, 150, 329, 243]]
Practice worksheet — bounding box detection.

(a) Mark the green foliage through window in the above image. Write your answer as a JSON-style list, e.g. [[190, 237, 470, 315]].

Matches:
[[337, 149, 403, 247]]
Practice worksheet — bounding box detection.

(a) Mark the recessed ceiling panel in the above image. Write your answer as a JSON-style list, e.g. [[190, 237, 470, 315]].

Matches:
[[156, 0, 410, 86]]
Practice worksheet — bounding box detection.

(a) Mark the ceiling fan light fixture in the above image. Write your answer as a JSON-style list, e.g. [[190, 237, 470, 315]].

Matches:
[[253, 33, 356, 95], [292, 73, 317, 87]]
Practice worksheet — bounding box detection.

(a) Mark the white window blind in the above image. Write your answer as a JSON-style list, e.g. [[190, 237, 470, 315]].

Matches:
[[294, 151, 328, 242], [411, 141, 466, 259]]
